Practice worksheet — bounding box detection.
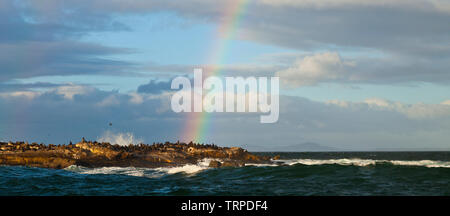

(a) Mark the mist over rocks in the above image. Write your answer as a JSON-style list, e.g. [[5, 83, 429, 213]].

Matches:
[[0, 139, 271, 169]]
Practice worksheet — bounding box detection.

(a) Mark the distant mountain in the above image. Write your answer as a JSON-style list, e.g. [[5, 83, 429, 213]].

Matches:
[[278, 142, 339, 152]]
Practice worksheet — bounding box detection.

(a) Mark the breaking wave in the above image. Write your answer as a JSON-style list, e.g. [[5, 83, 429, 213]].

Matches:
[[154, 158, 215, 174], [64, 157, 450, 180], [97, 131, 144, 146], [269, 158, 450, 168], [5, 152, 450, 195], [64, 158, 218, 178]]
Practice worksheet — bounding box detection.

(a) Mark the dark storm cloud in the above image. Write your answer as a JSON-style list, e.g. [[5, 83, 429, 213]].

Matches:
[[29, 0, 448, 60], [1, 85, 450, 150], [0, 0, 130, 43], [0, 85, 181, 144], [240, 5, 450, 56], [3, 0, 450, 85], [137, 79, 178, 94], [0, 0, 135, 82], [0, 41, 137, 82], [0, 82, 62, 92]]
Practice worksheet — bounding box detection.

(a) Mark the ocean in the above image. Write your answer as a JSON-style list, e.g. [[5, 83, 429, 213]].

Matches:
[[1, 152, 449, 196]]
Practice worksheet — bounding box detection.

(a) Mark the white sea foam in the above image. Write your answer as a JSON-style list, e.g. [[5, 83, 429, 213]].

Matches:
[[97, 131, 144, 146], [64, 158, 450, 178], [388, 160, 450, 168], [65, 158, 218, 178], [278, 158, 377, 166], [65, 165, 162, 178], [268, 158, 450, 168], [155, 158, 216, 174], [245, 163, 279, 167]]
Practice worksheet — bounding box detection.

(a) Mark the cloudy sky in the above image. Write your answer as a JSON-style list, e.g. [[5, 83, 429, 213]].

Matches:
[[1, 0, 450, 151]]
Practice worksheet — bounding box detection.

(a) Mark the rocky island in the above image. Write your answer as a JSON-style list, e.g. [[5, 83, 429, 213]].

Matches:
[[0, 138, 272, 169]]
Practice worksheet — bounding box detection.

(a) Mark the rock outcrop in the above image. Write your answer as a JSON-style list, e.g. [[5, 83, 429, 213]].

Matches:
[[0, 140, 271, 169], [208, 160, 222, 168]]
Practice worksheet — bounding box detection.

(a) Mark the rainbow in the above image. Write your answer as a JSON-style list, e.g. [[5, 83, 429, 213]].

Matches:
[[181, 0, 251, 143]]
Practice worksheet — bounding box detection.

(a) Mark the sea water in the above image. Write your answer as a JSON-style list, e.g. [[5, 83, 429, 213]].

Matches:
[[1, 152, 449, 195]]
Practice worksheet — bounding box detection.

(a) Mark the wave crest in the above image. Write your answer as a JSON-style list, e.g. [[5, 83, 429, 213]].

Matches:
[[65, 158, 217, 178], [64, 158, 450, 179], [97, 131, 144, 146], [270, 158, 450, 168]]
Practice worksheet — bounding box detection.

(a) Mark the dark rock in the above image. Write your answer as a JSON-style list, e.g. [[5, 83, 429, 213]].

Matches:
[[208, 160, 222, 168], [0, 141, 270, 169], [221, 161, 245, 167]]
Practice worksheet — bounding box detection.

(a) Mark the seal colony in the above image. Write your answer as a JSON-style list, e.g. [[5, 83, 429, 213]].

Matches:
[[0, 138, 273, 169]]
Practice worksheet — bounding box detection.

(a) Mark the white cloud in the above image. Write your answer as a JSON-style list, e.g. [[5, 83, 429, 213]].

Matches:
[[276, 52, 355, 87], [0, 91, 42, 99], [364, 99, 450, 120], [327, 97, 450, 120], [54, 84, 95, 100], [399, 103, 450, 120], [364, 98, 397, 109], [441, 100, 450, 105], [96, 95, 120, 107], [325, 99, 350, 108], [128, 92, 144, 104]]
